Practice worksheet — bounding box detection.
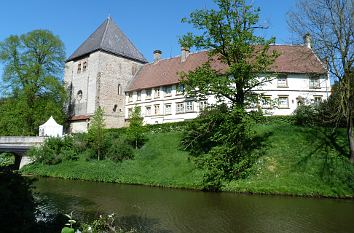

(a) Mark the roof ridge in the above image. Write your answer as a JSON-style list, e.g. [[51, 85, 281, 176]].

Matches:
[[100, 17, 110, 49]]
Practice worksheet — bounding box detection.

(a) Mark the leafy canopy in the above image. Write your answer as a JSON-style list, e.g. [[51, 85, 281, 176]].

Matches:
[[179, 0, 278, 108], [0, 29, 67, 135]]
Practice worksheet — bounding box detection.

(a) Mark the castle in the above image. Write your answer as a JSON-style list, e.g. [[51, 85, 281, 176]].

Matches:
[[64, 17, 330, 133]]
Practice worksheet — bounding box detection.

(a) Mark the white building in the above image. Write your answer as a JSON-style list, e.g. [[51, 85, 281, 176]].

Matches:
[[125, 41, 330, 123]]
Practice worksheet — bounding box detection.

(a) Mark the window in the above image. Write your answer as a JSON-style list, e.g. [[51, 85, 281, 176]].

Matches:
[[165, 104, 172, 115], [145, 89, 152, 99], [128, 92, 133, 102], [145, 106, 151, 116], [137, 91, 141, 101], [186, 101, 194, 112], [199, 101, 208, 111], [154, 88, 160, 98], [309, 76, 320, 89], [261, 96, 271, 109], [77, 63, 82, 74], [154, 104, 160, 115], [118, 84, 122, 95], [128, 108, 133, 118], [313, 96, 322, 104], [277, 75, 288, 87], [77, 90, 83, 101], [164, 86, 172, 97], [278, 96, 289, 108], [83, 61, 87, 72], [113, 104, 117, 112], [177, 84, 185, 95], [176, 103, 184, 113]]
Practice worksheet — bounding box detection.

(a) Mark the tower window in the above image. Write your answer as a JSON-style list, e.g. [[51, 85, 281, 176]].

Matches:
[[118, 84, 122, 95], [83, 61, 88, 72], [77, 63, 82, 74], [77, 90, 83, 101]]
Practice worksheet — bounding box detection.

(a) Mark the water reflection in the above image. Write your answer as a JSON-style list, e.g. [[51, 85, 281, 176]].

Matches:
[[35, 177, 354, 233]]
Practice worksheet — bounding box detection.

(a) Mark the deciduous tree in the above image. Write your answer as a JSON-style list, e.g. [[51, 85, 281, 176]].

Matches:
[[0, 30, 67, 135], [179, 0, 278, 109], [288, 0, 354, 162]]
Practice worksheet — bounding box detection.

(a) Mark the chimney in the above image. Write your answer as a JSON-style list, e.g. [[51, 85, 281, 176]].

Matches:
[[303, 33, 312, 49], [181, 47, 190, 62], [153, 50, 162, 62]]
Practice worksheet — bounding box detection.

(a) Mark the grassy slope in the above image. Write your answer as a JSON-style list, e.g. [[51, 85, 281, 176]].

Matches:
[[22, 123, 354, 197], [22, 132, 204, 189], [224, 123, 354, 197]]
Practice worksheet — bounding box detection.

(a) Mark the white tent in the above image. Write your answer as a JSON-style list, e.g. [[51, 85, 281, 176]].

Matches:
[[39, 116, 63, 137]]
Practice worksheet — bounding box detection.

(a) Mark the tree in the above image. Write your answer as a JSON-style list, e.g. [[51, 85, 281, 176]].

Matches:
[[127, 107, 146, 149], [88, 107, 106, 161], [288, 0, 354, 162], [0, 30, 67, 135], [179, 0, 279, 109]]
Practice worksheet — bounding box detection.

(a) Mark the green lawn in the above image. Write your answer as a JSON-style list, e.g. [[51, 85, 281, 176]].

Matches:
[[22, 123, 354, 198], [22, 132, 204, 189]]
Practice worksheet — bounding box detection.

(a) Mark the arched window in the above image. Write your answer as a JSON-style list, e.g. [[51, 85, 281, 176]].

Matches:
[[77, 90, 83, 101], [118, 84, 122, 95]]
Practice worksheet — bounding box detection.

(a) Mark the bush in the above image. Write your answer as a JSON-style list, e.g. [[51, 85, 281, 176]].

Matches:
[[28, 136, 79, 165], [181, 105, 264, 191], [106, 139, 134, 162]]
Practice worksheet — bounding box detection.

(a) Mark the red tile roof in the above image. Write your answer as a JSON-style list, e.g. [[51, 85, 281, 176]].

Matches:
[[127, 45, 327, 91], [71, 115, 90, 121]]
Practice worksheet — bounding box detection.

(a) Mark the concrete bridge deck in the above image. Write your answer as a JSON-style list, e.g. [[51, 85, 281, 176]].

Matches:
[[0, 136, 46, 169]]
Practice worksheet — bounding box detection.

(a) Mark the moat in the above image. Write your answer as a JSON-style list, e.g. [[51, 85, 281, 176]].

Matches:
[[35, 177, 354, 233]]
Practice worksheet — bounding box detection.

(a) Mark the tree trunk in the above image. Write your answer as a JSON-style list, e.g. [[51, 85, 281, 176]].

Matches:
[[348, 117, 354, 163]]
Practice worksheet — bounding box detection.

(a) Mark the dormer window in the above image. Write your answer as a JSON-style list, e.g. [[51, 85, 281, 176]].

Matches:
[[77, 63, 82, 74], [83, 61, 87, 72], [277, 75, 288, 88]]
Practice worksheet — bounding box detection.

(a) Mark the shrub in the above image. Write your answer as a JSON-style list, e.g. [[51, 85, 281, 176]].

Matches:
[[106, 139, 134, 162], [293, 104, 318, 126], [28, 136, 79, 165]]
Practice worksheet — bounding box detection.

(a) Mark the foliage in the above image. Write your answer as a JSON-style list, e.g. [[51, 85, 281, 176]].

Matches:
[[0, 152, 15, 167], [179, 0, 278, 108], [0, 29, 67, 136], [288, 0, 354, 162], [106, 138, 134, 162], [182, 105, 265, 191], [293, 105, 319, 126], [22, 132, 203, 189], [28, 136, 78, 165], [0, 170, 38, 233], [127, 107, 147, 149], [88, 107, 106, 160]]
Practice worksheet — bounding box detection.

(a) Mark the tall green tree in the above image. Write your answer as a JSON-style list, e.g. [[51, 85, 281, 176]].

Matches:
[[179, 0, 278, 109], [127, 107, 146, 149], [88, 107, 106, 161], [0, 30, 67, 135], [288, 0, 354, 162]]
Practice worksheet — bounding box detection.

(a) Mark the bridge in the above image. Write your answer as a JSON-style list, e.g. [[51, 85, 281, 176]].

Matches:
[[0, 136, 46, 169]]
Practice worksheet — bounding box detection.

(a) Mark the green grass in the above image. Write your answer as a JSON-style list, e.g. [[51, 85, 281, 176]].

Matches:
[[22, 123, 354, 198], [223, 123, 354, 198], [22, 132, 204, 189]]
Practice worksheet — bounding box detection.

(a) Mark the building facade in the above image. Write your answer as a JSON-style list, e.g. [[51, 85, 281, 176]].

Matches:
[[65, 17, 330, 132]]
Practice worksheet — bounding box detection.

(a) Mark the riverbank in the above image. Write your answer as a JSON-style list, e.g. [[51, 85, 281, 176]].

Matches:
[[22, 123, 354, 198]]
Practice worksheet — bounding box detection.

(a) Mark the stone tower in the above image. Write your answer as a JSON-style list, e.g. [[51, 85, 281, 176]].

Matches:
[[64, 17, 147, 132]]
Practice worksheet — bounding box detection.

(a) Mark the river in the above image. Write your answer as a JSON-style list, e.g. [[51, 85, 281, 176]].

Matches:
[[34, 177, 354, 233]]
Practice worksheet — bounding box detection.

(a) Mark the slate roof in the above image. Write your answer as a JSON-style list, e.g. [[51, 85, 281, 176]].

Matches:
[[127, 45, 327, 91], [67, 17, 147, 63]]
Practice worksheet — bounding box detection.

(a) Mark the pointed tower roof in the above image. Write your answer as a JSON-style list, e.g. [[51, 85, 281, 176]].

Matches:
[[67, 17, 147, 63]]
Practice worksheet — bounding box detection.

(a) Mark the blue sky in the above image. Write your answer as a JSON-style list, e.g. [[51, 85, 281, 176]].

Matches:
[[0, 0, 297, 74]]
